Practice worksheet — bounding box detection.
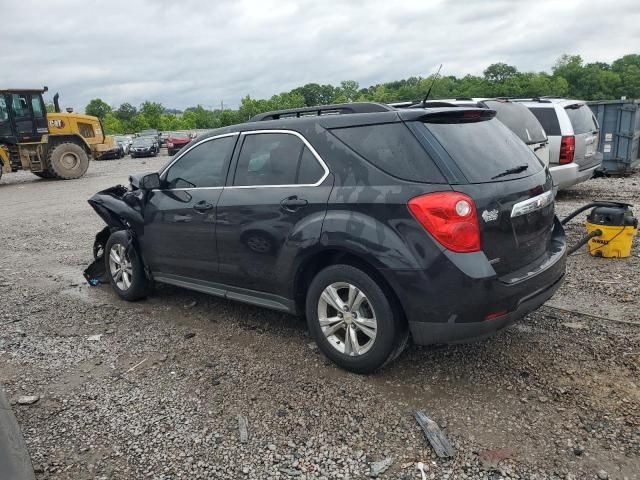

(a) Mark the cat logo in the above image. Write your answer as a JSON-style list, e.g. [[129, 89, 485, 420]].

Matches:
[[482, 209, 499, 223], [49, 119, 65, 129]]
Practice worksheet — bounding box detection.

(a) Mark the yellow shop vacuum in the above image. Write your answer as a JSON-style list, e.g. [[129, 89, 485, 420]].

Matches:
[[562, 201, 638, 257]]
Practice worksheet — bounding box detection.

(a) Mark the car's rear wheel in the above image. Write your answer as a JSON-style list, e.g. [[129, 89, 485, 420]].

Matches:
[[105, 231, 149, 301], [306, 264, 407, 373]]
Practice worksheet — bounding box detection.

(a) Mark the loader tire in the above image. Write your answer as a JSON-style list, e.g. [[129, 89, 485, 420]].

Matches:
[[46, 142, 89, 180]]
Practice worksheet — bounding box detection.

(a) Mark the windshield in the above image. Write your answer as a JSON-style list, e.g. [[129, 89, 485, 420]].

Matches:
[[484, 101, 547, 144], [171, 132, 190, 139], [133, 138, 153, 146], [426, 117, 544, 183]]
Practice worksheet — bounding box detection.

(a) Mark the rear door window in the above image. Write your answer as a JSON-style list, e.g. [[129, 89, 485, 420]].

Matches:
[[565, 104, 598, 134], [484, 101, 547, 144], [233, 133, 326, 186], [528, 108, 561, 136], [426, 118, 543, 183], [330, 123, 445, 183]]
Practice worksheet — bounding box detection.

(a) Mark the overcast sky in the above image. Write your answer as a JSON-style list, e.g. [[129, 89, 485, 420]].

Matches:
[[2, 0, 639, 112]]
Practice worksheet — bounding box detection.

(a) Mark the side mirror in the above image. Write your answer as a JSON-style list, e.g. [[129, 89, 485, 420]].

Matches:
[[140, 172, 161, 190]]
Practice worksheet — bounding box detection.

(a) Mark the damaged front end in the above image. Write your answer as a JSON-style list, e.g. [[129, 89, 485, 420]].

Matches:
[[83, 181, 147, 286]]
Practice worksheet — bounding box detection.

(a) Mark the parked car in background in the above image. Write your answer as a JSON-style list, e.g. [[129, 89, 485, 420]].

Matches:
[[402, 98, 550, 167], [515, 98, 602, 190], [114, 135, 132, 155], [88, 102, 566, 373], [96, 135, 124, 160], [130, 136, 159, 157], [166, 131, 192, 156]]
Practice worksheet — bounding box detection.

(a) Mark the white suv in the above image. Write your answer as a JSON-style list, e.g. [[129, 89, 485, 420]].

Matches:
[[515, 98, 602, 190]]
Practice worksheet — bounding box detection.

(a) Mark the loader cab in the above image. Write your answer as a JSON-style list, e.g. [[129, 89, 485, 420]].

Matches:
[[0, 89, 49, 145]]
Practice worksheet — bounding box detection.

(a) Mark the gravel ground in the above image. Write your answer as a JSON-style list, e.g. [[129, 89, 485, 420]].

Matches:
[[1, 156, 639, 480]]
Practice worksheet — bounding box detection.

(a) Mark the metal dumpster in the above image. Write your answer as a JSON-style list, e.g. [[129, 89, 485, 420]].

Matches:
[[588, 99, 640, 175]]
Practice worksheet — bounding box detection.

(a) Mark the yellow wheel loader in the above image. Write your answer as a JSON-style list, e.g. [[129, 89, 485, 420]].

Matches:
[[0, 87, 116, 181]]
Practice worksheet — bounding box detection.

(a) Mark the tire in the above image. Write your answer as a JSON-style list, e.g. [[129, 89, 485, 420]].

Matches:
[[46, 142, 89, 179], [306, 264, 407, 373], [104, 231, 149, 301]]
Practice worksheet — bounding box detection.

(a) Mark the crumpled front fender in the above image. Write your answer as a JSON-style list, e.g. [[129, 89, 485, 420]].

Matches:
[[87, 185, 145, 235]]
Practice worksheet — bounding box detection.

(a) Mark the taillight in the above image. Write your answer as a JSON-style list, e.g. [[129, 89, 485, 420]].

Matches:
[[408, 192, 481, 253], [559, 135, 575, 164]]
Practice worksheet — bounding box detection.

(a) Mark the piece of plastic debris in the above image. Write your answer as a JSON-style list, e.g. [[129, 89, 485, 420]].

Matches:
[[369, 458, 393, 478], [184, 300, 197, 309], [414, 411, 455, 458], [184, 332, 196, 340], [87, 334, 103, 341], [238, 415, 249, 443], [17, 395, 40, 405], [417, 461, 427, 480]]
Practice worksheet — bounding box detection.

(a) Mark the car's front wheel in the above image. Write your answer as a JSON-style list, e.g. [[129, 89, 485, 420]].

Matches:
[[306, 264, 408, 373], [105, 231, 149, 301]]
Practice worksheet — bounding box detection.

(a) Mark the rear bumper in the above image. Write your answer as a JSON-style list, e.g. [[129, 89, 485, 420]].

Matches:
[[550, 159, 601, 190], [383, 218, 567, 345]]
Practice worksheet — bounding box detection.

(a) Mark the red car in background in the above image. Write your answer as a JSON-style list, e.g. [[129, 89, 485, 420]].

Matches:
[[166, 132, 192, 156]]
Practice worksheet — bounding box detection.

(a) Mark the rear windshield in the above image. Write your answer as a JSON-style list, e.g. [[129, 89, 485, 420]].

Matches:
[[330, 123, 446, 183], [484, 101, 547, 144], [426, 118, 544, 183], [565, 104, 598, 134], [527, 107, 561, 136]]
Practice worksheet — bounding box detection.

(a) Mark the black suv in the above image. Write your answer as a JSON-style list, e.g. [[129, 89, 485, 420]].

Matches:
[[87, 102, 566, 373]]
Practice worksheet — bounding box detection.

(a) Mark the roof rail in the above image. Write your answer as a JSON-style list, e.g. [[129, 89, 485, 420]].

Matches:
[[249, 102, 394, 122]]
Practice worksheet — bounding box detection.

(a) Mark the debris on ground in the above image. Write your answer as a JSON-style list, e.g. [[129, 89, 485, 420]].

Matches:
[[183, 332, 196, 340], [184, 300, 197, 309], [17, 395, 40, 405], [87, 334, 102, 341], [238, 415, 249, 444], [369, 457, 393, 477], [414, 411, 455, 458]]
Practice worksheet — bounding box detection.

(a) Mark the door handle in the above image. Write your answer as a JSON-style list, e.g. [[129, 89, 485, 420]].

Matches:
[[280, 196, 308, 211], [193, 201, 214, 212]]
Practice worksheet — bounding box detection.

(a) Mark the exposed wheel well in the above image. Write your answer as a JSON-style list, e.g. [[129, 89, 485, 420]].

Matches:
[[46, 135, 90, 156], [294, 249, 407, 323]]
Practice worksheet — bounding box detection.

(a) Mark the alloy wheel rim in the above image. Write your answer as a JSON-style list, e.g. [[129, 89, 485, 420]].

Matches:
[[317, 282, 377, 356], [109, 244, 133, 290]]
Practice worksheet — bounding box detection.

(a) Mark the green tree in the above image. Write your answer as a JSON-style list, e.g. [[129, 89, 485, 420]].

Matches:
[[103, 112, 123, 134], [483, 63, 518, 83], [85, 98, 112, 119], [115, 102, 137, 121], [339, 80, 360, 102], [139, 101, 165, 129]]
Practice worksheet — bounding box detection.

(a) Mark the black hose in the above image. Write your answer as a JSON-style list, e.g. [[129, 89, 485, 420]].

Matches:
[[567, 229, 602, 255], [561, 201, 631, 225]]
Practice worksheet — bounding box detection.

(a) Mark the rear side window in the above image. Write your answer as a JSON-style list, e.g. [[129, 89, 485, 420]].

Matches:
[[233, 133, 325, 186], [565, 104, 598, 134], [484, 101, 547, 144], [528, 108, 561, 136], [331, 123, 445, 183], [426, 118, 544, 183]]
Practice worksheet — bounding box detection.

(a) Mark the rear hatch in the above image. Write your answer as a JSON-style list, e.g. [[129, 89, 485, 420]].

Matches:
[[418, 111, 555, 275], [565, 103, 600, 171]]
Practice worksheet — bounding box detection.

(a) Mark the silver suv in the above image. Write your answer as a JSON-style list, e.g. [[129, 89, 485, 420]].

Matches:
[[516, 98, 602, 190]]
